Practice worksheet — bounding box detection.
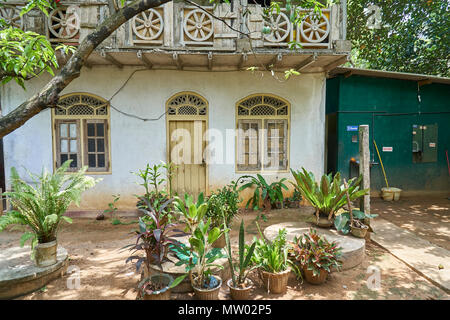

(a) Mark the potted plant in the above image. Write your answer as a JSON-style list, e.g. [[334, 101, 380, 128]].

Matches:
[[138, 273, 174, 300], [125, 197, 186, 300], [284, 189, 302, 208], [237, 175, 288, 212], [251, 223, 298, 294], [290, 168, 368, 228], [334, 179, 378, 238], [291, 228, 342, 285], [223, 219, 256, 300], [0, 160, 98, 267], [206, 183, 240, 248], [172, 218, 226, 300]]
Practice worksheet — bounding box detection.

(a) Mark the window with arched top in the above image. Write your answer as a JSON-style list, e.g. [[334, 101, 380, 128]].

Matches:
[[52, 93, 111, 173], [166, 92, 208, 119], [236, 94, 290, 172]]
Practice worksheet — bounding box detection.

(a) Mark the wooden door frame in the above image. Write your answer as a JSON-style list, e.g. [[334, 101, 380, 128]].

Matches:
[[165, 91, 209, 196]]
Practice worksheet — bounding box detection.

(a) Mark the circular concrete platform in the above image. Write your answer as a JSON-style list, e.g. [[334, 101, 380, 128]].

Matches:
[[0, 246, 68, 299], [264, 222, 365, 271], [143, 235, 230, 293]]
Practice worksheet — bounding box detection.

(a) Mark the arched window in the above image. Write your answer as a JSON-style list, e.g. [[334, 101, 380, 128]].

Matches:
[[52, 93, 110, 173], [166, 92, 208, 119], [236, 94, 290, 172]]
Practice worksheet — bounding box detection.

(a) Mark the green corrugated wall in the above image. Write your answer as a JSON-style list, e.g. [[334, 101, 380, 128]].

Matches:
[[326, 75, 450, 193]]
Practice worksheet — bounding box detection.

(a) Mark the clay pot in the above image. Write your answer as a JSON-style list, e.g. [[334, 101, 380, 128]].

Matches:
[[193, 276, 222, 300], [263, 197, 272, 211], [259, 269, 290, 294], [351, 225, 368, 238], [315, 216, 334, 228], [227, 278, 253, 300], [303, 267, 328, 285], [288, 200, 299, 208], [34, 240, 57, 267], [139, 274, 173, 300], [212, 234, 226, 249]]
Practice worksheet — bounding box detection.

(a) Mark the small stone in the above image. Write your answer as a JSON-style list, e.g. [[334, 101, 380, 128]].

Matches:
[[96, 213, 105, 220], [343, 285, 347, 289], [438, 264, 444, 270]]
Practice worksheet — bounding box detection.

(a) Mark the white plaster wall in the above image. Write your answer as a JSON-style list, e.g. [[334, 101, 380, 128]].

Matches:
[[1, 67, 326, 211]]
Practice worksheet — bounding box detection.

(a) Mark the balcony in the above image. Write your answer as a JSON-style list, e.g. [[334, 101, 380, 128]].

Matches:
[[1, 0, 351, 72]]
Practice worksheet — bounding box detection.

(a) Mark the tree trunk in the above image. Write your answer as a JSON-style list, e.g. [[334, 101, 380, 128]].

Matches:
[[0, 0, 170, 138]]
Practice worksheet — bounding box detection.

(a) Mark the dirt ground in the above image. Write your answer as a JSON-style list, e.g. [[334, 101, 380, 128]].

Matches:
[[371, 197, 450, 251], [0, 200, 448, 300]]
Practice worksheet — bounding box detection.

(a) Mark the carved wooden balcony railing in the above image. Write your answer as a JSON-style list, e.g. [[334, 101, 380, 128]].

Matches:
[[0, 1, 351, 72]]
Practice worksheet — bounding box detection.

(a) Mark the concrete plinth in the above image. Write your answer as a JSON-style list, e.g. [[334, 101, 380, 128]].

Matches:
[[0, 246, 68, 299], [264, 222, 365, 271]]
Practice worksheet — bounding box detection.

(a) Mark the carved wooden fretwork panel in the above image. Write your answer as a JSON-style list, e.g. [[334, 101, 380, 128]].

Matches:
[[237, 95, 289, 117], [263, 12, 291, 44], [55, 94, 108, 117], [167, 92, 208, 118], [248, 6, 331, 49], [0, 5, 24, 29], [298, 11, 330, 47], [47, 6, 80, 43], [182, 7, 214, 46], [131, 7, 164, 45]]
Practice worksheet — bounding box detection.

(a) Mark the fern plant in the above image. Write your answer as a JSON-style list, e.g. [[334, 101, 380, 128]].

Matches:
[[0, 160, 98, 251]]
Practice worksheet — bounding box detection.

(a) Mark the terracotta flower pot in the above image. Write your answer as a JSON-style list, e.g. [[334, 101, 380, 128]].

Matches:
[[139, 274, 173, 300], [212, 234, 226, 248], [193, 276, 222, 300], [259, 268, 290, 294], [303, 267, 328, 285], [314, 216, 334, 228], [34, 240, 57, 267], [351, 225, 368, 238], [227, 278, 253, 300]]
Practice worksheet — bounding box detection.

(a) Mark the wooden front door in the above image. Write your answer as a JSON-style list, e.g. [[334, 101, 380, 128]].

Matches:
[[168, 119, 207, 199]]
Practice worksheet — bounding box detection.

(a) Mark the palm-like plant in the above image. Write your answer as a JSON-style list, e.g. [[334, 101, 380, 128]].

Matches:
[[237, 174, 288, 211], [0, 160, 98, 250], [290, 168, 368, 222]]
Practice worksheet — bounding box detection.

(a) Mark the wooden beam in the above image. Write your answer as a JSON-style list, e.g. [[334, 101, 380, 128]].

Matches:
[[172, 53, 183, 70], [238, 52, 248, 70], [266, 53, 283, 70], [418, 79, 432, 86], [137, 50, 153, 69], [100, 49, 123, 68], [322, 55, 349, 72], [295, 54, 317, 71], [344, 70, 353, 78], [207, 52, 213, 70]]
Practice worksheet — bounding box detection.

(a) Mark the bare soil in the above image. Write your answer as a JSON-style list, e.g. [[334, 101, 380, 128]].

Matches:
[[0, 201, 448, 300], [372, 197, 450, 251]]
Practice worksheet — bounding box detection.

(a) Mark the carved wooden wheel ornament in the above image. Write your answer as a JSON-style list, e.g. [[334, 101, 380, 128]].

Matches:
[[132, 9, 163, 40], [0, 6, 24, 29], [300, 13, 330, 43], [184, 9, 213, 42], [263, 12, 290, 43], [48, 8, 80, 39]]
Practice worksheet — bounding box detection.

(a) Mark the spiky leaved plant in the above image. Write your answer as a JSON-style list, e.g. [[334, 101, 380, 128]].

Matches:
[[290, 168, 368, 222], [0, 160, 98, 252], [223, 218, 256, 288]]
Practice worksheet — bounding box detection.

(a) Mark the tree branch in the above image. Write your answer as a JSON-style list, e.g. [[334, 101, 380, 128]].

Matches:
[[0, 0, 170, 138]]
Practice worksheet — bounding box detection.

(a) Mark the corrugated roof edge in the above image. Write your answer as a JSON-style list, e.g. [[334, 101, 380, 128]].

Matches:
[[327, 67, 450, 85]]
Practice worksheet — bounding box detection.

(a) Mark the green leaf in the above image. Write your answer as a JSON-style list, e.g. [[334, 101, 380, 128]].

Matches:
[[20, 232, 35, 247], [208, 227, 221, 245]]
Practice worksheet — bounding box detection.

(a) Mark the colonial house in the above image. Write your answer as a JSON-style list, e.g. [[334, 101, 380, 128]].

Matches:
[[1, 0, 351, 211]]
